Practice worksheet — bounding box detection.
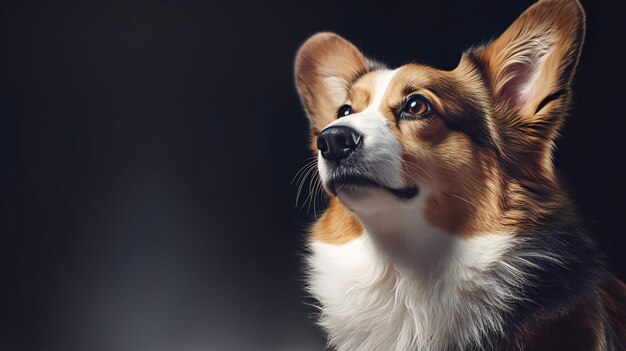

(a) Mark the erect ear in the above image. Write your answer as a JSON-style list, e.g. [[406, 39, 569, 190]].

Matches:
[[294, 33, 373, 135], [469, 0, 585, 174]]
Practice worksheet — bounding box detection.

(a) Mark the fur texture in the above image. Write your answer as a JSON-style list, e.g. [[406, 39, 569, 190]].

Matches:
[[294, 0, 626, 349]]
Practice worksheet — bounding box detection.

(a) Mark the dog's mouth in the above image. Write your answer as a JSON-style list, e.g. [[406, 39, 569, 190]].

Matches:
[[327, 174, 418, 200]]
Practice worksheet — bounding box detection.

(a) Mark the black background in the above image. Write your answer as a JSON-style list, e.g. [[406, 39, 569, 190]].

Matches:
[[1, 1, 624, 350]]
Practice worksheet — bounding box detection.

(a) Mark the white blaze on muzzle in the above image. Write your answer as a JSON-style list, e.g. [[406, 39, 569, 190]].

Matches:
[[318, 69, 404, 190]]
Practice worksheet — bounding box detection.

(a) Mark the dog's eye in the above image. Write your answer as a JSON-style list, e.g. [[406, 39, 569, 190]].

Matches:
[[337, 104, 352, 118], [401, 94, 433, 119]]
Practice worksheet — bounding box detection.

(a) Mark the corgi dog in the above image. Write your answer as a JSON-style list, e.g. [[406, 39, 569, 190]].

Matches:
[[293, 0, 626, 350]]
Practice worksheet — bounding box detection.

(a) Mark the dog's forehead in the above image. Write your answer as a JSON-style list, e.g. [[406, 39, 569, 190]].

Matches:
[[387, 64, 440, 94], [349, 64, 439, 110]]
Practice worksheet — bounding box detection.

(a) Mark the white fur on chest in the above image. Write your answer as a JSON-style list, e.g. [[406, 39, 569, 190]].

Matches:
[[307, 232, 516, 351]]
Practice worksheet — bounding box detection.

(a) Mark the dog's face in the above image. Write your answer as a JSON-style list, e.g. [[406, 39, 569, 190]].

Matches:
[[311, 64, 501, 235], [295, 0, 584, 237]]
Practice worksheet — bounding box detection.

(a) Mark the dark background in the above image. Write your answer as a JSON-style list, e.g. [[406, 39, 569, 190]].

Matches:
[[1, 1, 624, 350]]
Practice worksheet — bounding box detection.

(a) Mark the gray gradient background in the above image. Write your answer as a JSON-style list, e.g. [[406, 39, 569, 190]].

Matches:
[[1, 1, 625, 350]]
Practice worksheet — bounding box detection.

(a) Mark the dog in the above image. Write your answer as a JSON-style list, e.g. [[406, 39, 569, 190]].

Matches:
[[293, 0, 626, 350]]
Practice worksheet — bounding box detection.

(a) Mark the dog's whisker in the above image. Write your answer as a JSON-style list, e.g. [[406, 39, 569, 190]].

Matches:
[[295, 164, 315, 205], [445, 192, 480, 209], [292, 159, 318, 185], [296, 162, 319, 207]]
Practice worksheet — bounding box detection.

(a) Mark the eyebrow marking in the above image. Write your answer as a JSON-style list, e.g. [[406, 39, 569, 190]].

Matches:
[[348, 60, 387, 86], [349, 67, 375, 87]]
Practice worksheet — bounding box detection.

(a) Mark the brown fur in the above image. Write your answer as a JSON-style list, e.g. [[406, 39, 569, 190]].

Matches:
[[311, 197, 363, 244], [382, 65, 506, 236]]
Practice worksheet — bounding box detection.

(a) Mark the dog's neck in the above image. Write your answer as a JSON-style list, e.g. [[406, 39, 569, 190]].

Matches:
[[309, 229, 516, 350], [340, 187, 499, 275]]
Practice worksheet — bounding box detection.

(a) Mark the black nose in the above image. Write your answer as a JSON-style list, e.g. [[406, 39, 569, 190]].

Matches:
[[317, 126, 362, 161]]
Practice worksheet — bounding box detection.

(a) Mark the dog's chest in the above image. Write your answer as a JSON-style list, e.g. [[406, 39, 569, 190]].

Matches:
[[307, 233, 514, 351]]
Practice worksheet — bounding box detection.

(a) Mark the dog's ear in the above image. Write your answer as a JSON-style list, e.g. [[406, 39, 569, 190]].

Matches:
[[466, 0, 585, 175], [295, 33, 372, 135]]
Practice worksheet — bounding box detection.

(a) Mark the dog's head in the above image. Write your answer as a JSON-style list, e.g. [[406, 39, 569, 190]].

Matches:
[[295, 0, 584, 237]]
